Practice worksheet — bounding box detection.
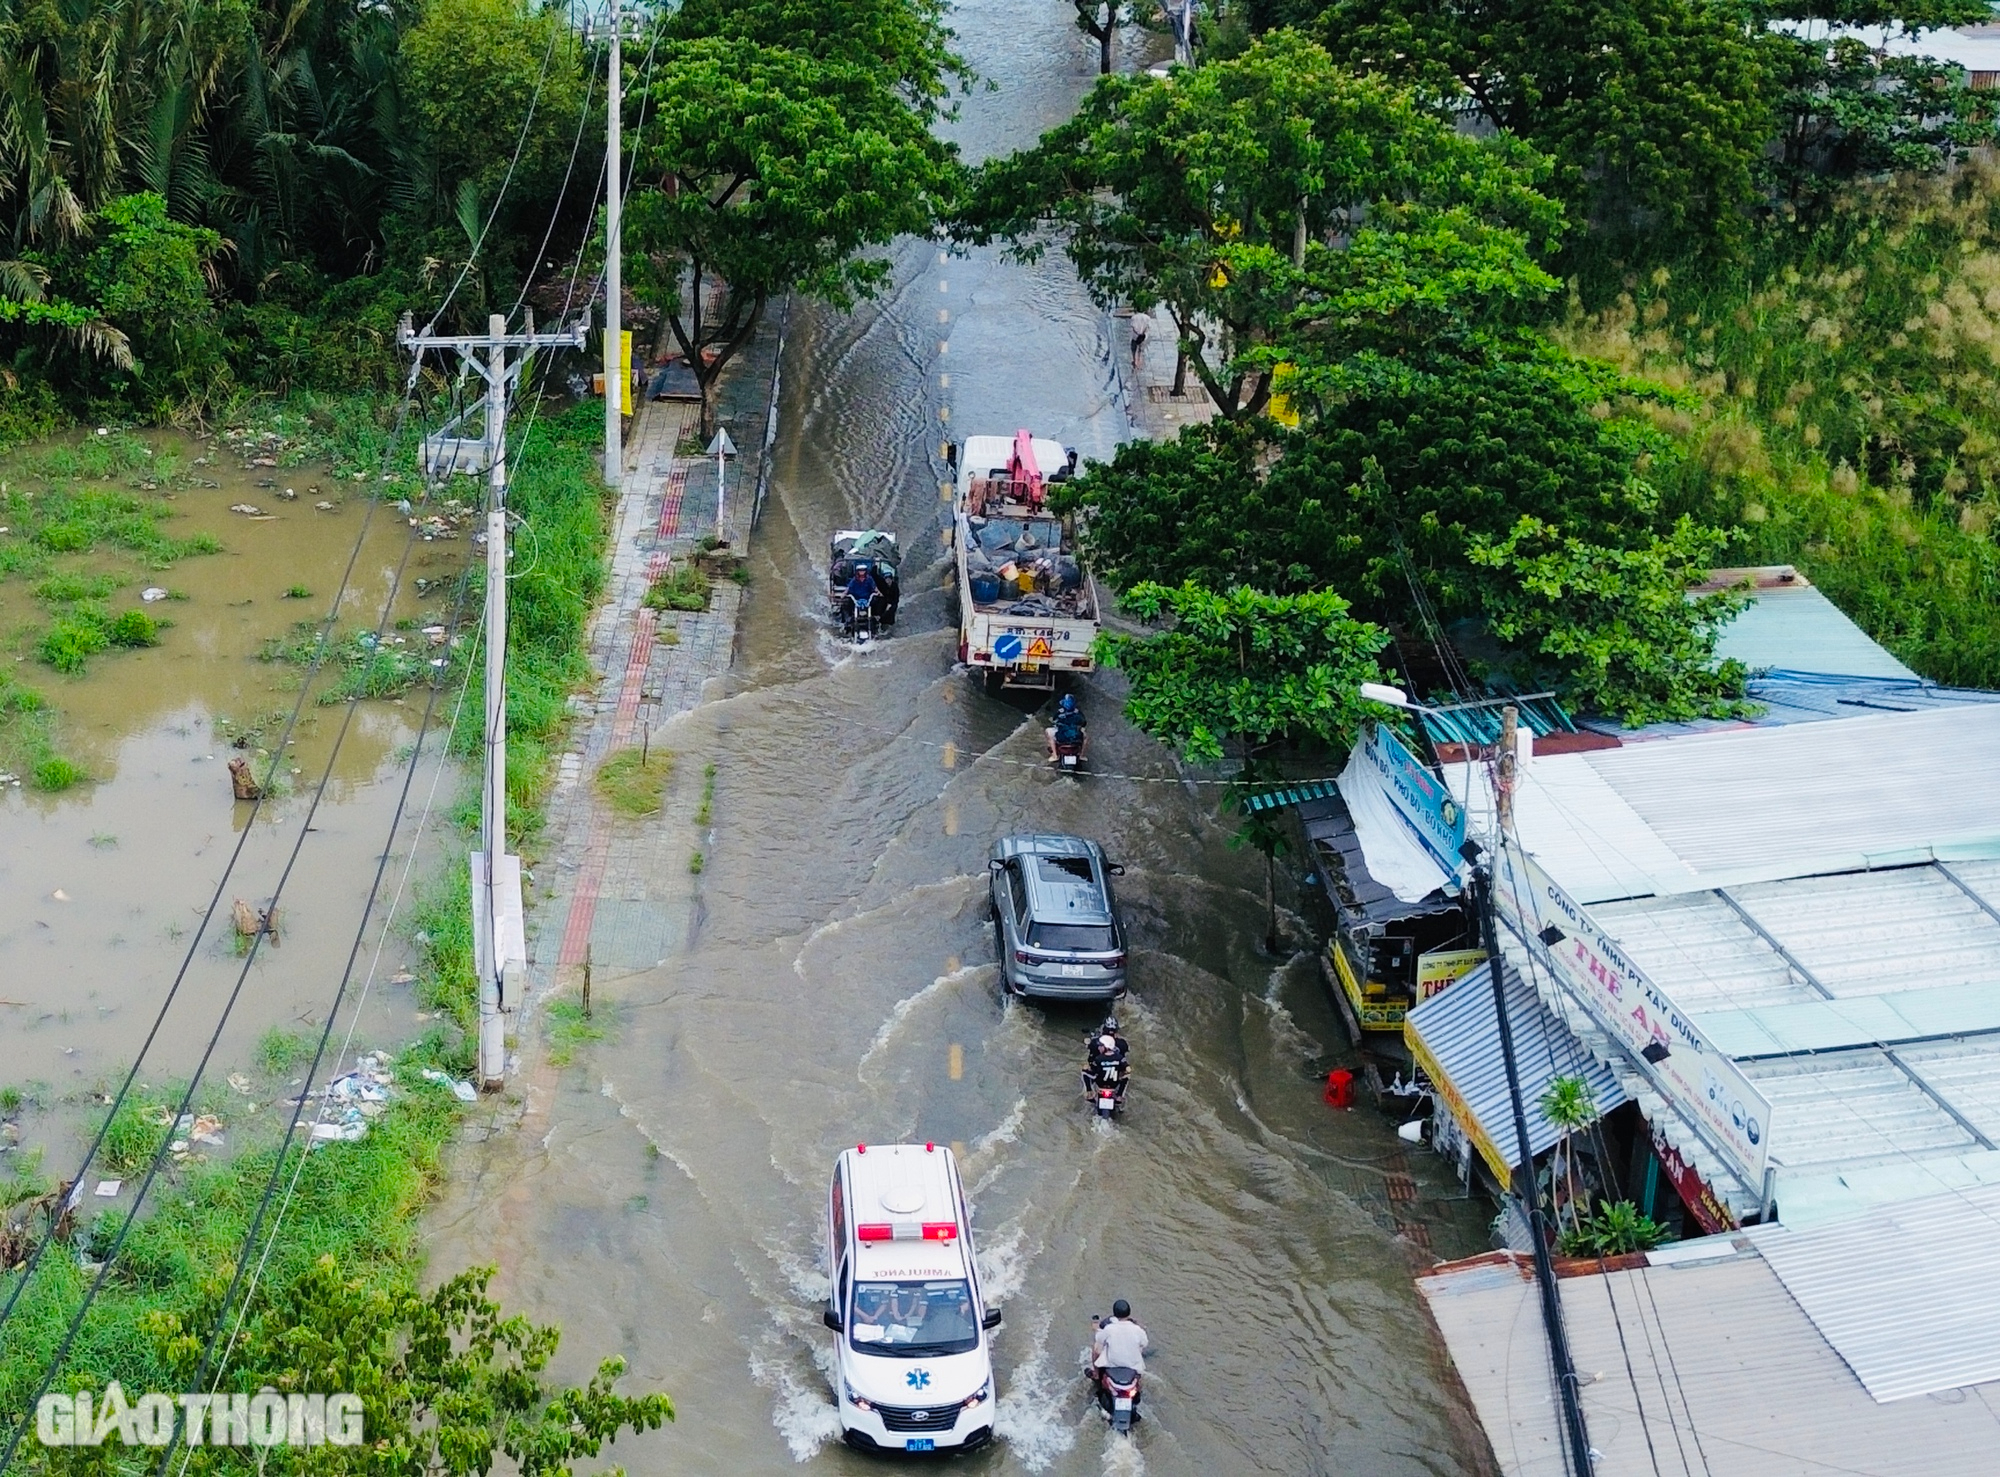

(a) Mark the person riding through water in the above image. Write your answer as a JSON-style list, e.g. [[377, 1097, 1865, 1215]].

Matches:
[[1091, 1299, 1150, 1374], [1046, 693, 1087, 762], [843, 562, 879, 629], [1086, 1016, 1128, 1078]]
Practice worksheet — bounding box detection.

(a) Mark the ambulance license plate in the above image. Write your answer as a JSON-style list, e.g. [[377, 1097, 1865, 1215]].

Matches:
[[905, 1438, 935, 1451]]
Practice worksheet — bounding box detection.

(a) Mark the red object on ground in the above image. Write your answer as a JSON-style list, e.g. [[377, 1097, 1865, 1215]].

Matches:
[[1323, 1069, 1355, 1109]]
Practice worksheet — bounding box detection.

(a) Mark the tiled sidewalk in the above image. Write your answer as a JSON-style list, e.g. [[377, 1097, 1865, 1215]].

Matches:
[[504, 323, 777, 1079]]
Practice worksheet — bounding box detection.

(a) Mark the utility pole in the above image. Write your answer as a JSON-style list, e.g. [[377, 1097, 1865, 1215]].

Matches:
[[399, 310, 586, 1087], [594, 4, 642, 489]]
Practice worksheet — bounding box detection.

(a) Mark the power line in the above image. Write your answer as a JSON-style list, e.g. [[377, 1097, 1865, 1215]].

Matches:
[[0, 389, 424, 1349], [152, 599, 482, 1477], [0, 451, 439, 1474]]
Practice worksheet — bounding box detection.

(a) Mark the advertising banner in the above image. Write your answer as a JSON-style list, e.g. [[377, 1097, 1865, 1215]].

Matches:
[[1361, 723, 1467, 878], [1416, 947, 1487, 1001], [1492, 844, 1772, 1191], [1650, 1121, 1739, 1234]]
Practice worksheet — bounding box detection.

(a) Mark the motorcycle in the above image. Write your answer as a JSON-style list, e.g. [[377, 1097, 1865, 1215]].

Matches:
[[1081, 1054, 1127, 1118], [1083, 1325, 1143, 1434], [1052, 732, 1084, 772], [838, 590, 880, 644]]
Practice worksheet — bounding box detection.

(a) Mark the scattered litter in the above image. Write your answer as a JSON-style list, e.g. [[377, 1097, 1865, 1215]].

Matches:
[[0, 773, 12, 785], [228, 503, 262, 515], [95, 427, 108, 436], [190, 1115, 224, 1147], [141, 587, 168, 602], [315, 500, 336, 511], [169, 1139, 188, 1154], [227, 1073, 253, 1094], [421, 1069, 477, 1103], [310, 1121, 365, 1142], [279, 487, 298, 500], [94, 1180, 121, 1197], [389, 970, 415, 986], [50, 889, 69, 902]]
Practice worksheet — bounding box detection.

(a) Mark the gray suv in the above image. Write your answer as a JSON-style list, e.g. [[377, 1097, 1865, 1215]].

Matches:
[[988, 834, 1128, 1001]]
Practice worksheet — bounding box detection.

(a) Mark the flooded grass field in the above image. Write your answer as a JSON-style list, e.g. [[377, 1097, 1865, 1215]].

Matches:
[[0, 422, 467, 1183]]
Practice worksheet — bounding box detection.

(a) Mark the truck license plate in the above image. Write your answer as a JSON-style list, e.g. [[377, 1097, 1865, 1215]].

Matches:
[[905, 1438, 935, 1451]]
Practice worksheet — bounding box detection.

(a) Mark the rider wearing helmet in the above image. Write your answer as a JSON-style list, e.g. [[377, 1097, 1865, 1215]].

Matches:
[[1087, 1017, 1128, 1072], [1046, 693, 1088, 762], [1091, 1299, 1150, 1372], [843, 562, 879, 630]]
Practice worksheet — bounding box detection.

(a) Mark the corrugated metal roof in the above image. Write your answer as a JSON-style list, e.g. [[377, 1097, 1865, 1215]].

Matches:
[[1895, 1037, 2000, 1144], [1745, 1181, 2000, 1401], [1456, 705, 2000, 903], [1714, 580, 1920, 679], [1744, 1050, 1978, 1170], [1591, 891, 1814, 1012], [1405, 961, 1627, 1173], [1730, 867, 2000, 998], [1419, 1242, 2000, 1475], [1702, 982, 2000, 1058]]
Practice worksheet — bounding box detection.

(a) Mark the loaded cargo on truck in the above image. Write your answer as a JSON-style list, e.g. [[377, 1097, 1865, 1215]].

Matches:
[[946, 430, 1102, 692]]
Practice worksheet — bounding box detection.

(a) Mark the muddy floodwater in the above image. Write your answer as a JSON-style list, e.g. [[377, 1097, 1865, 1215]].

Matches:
[[0, 432, 464, 1155], [426, 1, 1498, 1473]]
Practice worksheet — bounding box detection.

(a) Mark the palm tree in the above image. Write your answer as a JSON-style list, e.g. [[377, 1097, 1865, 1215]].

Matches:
[[1537, 1073, 1597, 1243]]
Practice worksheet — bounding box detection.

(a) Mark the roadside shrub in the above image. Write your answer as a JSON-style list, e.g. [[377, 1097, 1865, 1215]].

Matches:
[[39, 614, 109, 673], [31, 755, 82, 791], [107, 609, 161, 647]]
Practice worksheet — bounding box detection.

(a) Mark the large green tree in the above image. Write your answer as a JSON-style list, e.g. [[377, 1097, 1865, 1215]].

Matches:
[[627, 36, 958, 434], [1320, 0, 1772, 256], [1064, 340, 1750, 724], [958, 32, 1560, 419]]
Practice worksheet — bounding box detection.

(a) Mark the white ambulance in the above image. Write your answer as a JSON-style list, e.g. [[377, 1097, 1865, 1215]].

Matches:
[[823, 1142, 1000, 1454]]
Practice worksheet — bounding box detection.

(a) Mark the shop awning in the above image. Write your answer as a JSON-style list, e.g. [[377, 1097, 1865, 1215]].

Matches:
[[1405, 960, 1627, 1186], [1296, 793, 1460, 926]]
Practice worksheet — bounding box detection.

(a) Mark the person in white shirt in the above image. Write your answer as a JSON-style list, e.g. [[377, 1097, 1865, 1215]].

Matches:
[[1128, 310, 1150, 370], [1092, 1300, 1149, 1371]]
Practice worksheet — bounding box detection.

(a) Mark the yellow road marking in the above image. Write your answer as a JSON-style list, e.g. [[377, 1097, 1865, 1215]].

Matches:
[[949, 1043, 964, 1080], [941, 741, 957, 770], [944, 802, 958, 836]]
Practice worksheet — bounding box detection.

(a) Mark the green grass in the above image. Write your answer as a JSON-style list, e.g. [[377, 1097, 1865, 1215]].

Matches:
[[0, 1075, 464, 1427], [34, 571, 120, 603], [30, 755, 83, 791], [545, 997, 608, 1068], [694, 762, 716, 826], [688, 850, 704, 875], [595, 747, 674, 818], [37, 605, 163, 674], [0, 1085, 23, 1115], [643, 563, 711, 612], [283, 583, 312, 599], [1557, 161, 2000, 687], [256, 1027, 311, 1075]]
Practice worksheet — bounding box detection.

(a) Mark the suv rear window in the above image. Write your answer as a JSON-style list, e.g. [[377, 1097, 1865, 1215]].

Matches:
[[1029, 923, 1117, 952], [1034, 856, 1095, 884]]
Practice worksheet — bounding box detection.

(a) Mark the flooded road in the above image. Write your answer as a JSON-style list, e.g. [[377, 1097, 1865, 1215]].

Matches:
[[427, 3, 1494, 1473], [0, 433, 460, 1144]]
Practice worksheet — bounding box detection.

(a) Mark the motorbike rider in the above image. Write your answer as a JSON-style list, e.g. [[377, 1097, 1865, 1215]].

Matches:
[[842, 562, 879, 629], [1046, 693, 1088, 762], [1086, 1017, 1128, 1077], [1091, 1299, 1150, 1374]]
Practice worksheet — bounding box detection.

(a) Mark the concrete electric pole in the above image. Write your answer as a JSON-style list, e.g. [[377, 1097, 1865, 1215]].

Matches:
[[398, 310, 587, 1087], [593, 5, 643, 489]]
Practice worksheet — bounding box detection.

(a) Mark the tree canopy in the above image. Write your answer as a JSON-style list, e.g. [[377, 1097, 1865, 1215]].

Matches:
[[626, 35, 959, 432], [958, 32, 1560, 418]]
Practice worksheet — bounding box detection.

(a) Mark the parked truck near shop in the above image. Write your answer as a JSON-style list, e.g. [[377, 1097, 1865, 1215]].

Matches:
[[946, 430, 1101, 693]]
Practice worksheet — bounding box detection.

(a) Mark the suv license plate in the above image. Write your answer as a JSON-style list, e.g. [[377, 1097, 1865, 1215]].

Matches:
[[905, 1438, 936, 1451], [1062, 963, 1089, 977]]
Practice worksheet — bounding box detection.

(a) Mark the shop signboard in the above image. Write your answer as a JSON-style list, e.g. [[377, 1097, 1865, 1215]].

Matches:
[[1492, 844, 1772, 1191], [1362, 723, 1466, 878], [1649, 1121, 1738, 1235], [1416, 947, 1486, 1002]]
